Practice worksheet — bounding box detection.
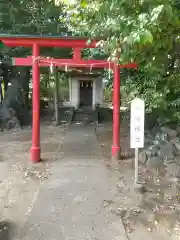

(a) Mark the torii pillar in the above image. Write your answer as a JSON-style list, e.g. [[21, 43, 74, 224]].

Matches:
[[112, 63, 120, 160], [30, 44, 41, 162]]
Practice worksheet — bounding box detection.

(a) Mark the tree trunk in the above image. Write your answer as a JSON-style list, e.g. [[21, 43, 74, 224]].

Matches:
[[0, 67, 31, 129], [3, 71, 8, 93]]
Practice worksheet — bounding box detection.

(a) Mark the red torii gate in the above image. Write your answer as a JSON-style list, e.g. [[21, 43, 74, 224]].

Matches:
[[0, 34, 137, 163]]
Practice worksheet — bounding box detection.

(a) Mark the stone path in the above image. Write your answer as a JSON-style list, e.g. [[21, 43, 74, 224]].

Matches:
[[19, 123, 128, 240], [0, 122, 176, 239]]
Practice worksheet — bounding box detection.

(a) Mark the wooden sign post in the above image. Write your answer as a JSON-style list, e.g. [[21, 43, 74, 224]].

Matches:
[[130, 98, 145, 184]]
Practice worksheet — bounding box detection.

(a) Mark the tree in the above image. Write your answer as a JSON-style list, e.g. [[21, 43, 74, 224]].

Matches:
[[62, 1, 179, 63], [60, 0, 180, 122], [0, 0, 72, 127]]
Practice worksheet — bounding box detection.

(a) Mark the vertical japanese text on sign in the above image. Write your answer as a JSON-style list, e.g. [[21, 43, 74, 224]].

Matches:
[[130, 98, 145, 148]]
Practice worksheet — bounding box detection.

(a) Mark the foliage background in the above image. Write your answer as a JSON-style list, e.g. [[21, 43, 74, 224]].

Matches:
[[0, 0, 180, 122]]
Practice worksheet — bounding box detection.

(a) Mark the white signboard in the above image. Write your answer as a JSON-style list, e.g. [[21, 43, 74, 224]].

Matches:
[[130, 98, 145, 148]]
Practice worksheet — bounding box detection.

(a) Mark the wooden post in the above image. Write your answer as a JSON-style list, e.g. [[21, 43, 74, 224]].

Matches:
[[135, 148, 139, 184]]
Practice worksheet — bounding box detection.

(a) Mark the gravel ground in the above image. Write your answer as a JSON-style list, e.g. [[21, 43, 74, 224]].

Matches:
[[0, 119, 178, 240], [0, 123, 67, 239], [96, 122, 179, 240]]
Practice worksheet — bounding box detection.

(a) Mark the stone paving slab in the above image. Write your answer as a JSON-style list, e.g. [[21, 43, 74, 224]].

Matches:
[[20, 124, 128, 240]]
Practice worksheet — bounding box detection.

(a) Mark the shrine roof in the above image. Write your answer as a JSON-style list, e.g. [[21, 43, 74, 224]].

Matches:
[[39, 67, 102, 77], [0, 34, 100, 48], [58, 68, 102, 77]]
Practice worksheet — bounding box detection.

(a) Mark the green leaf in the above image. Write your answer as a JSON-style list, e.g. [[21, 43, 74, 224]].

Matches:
[[150, 5, 164, 22], [164, 5, 173, 17], [133, 33, 141, 43], [81, 0, 87, 7], [140, 30, 153, 44], [60, 0, 77, 5], [87, 39, 92, 45], [0, 41, 4, 50]]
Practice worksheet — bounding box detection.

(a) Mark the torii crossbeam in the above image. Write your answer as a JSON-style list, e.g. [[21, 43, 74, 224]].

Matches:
[[0, 34, 137, 163]]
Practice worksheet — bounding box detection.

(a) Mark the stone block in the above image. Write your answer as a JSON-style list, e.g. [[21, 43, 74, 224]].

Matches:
[[148, 145, 159, 157], [158, 142, 174, 163], [176, 156, 180, 166], [153, 133, 167, 147], [146, 156, 163, 169], [176, 126, 180, 134], [139, 151, 148, 164], [166, 163, 180, 178], [171, 137, 180, 154], [160, 126, 177, 139]]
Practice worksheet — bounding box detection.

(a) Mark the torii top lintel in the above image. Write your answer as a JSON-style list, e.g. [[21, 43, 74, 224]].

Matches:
[[0, 34, 137, 69], [0, 34, 98, 48]]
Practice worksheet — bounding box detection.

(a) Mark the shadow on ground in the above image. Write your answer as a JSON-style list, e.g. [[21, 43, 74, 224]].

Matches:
[[0, 221, 14, 240]]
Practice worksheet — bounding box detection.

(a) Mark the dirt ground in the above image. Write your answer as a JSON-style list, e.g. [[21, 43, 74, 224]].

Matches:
[[96, 122, 179, 240], [0, 123, 67, 238], [0, 120, 179, 239]]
